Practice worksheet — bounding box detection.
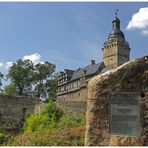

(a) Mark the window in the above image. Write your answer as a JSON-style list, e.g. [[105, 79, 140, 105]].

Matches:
[[23, 108, 26, 114], [20, 108, 27, 127], [64, 86, 66, 91]]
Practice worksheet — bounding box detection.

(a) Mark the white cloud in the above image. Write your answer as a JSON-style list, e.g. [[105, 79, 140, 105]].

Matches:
[[23, 53, 41, 64], [0, 53, 43, 71], [141, 30, 148, 35], [126, 7, 148, 32], [0, 63, 3, 68], [5, 62, 13, 69]]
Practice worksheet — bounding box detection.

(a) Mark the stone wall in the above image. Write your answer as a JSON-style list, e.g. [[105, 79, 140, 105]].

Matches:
[[102, 41, 130, 68], [56, 99, 86, 115], [56, 87, 87, 115], [0, 95, 39, 134], [85, 55, 148, 146]]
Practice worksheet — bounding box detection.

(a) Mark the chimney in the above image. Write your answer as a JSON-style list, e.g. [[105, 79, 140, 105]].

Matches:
[[91, 60, 95, 65]]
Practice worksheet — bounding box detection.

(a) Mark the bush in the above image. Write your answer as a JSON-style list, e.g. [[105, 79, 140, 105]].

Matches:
[[0, 132, 6, 144], [41, 100, 63, 123], [23, 100, 63, 133], [23, 114, 50, 132], [5, 101, 86, 146], [59, 115, 86, 127]]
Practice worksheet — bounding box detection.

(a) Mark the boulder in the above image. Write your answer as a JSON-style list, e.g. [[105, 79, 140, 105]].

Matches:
[[85, 55, 148, 146]]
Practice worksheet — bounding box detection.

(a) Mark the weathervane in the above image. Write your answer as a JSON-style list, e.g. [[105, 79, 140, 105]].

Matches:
[[115, 9, 119, 17]]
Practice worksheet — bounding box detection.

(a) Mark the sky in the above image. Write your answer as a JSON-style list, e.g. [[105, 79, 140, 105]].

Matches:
[[0, 2, 148, 78]]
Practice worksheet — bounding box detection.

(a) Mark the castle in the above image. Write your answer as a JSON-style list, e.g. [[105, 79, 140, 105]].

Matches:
[[56, 14, 131, 114]]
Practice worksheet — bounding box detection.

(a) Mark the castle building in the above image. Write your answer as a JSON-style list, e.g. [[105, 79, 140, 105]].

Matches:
[[56, 15, 130, 113]]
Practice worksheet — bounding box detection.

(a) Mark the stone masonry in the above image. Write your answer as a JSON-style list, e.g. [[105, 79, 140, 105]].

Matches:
[[85, 55, 148, 146], [0, 95, 39, 134], [56, 99, 86, 115]]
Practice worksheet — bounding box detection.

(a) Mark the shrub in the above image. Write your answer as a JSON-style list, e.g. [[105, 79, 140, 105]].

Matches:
[[23, 113, 50, 132], [59, 115, 86, 127], [5, 101, 86, 146], [0, 132, 6, 144], [23, 100, 63, 133], [41, 100, 63, 123]]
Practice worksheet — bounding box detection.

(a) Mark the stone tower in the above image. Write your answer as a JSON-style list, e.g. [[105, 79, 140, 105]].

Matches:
[[102, 15, 130, 69]]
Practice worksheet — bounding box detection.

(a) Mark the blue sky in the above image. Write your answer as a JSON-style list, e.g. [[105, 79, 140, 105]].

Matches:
[[0, 2, 148, 76]]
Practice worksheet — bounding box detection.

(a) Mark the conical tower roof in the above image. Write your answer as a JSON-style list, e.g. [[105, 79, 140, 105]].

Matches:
[[108, 17, 125, 41]]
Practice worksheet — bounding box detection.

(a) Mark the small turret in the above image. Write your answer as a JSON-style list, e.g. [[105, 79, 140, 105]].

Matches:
[[112, 17, 120, 30]]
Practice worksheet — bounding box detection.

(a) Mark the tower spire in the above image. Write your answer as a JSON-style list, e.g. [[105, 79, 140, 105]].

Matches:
[[102, 11, 130, 69], [112, 10, 120, 30], [115, 9, 119, 18]]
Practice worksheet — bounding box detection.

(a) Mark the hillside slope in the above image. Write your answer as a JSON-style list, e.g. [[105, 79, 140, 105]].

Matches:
[[2, 101, 86, 146]]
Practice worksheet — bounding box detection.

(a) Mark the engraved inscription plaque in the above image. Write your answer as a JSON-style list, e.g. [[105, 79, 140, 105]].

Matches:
[[109, 92, 140, 136]]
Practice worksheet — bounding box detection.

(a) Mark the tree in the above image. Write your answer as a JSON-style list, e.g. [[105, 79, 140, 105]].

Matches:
[[0, 72, 3, 92], [8, 59, 34, 96], [7, 59, 57, 99], [47, 76, 58, 101], [4, 84, 18, 96], [33, 62, 56, 98]]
